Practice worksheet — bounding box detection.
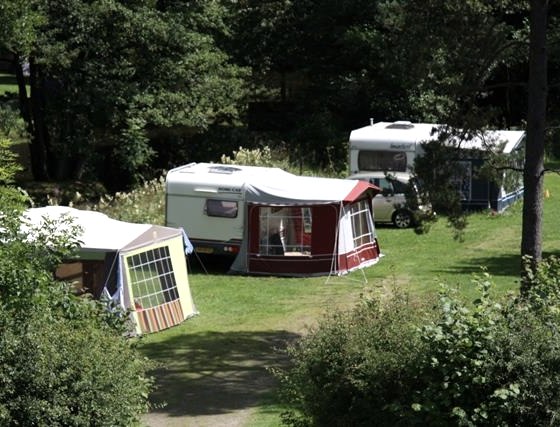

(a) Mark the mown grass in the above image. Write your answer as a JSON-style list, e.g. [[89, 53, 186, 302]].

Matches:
[[115, 171, 560, 426], [0, 73, 18, 95]]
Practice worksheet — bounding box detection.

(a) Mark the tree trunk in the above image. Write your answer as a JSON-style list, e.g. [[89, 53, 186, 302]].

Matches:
[[521, 0, 548, 289], [12, 57, 51, 181], [14, 55, 32, 135]]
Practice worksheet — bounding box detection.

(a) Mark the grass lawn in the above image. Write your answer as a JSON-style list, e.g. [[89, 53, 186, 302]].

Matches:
[[0, 73, 19, 95], [138, 171, 560, 426]]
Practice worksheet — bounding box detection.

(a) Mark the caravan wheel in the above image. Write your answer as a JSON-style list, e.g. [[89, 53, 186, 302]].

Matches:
[[393, 210, 412, 228]]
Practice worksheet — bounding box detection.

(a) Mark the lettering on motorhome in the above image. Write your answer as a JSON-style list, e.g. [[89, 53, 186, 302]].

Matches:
[[390, 143, 414, 150], [218, 187, 242, 193]]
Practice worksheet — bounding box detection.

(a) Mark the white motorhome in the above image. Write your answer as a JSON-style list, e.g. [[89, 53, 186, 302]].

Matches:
[[165, 162, 382, 276], [349, 120, 436, 174], [348, 120, 526, 212]]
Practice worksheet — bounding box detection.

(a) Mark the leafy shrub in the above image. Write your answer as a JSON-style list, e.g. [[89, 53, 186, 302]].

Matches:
[[275, 288, 429, 426], [221, 145, 293, 171], [0, 290, 153, 426], [220, 145, 343, 177], [407, 268, 560, 426], [21, 176, 165, 225], [0, 137, 22, 183], [0, 188, 154, 425], [20, 180, 107, 207], [83, 176, 166, 225], [278, 262, 560, 426]]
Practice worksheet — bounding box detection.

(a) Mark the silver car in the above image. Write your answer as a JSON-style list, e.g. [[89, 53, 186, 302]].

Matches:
[[347, 171, 431, 228]]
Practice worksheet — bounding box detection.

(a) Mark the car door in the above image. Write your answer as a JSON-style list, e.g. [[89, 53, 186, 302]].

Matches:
[[370, 178, 395, 222]]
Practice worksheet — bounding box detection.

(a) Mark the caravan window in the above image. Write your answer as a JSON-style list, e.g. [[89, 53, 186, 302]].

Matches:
[[358, 150, 407, 172], [205, 199, 238, 218], [258, 207, 312, 256]]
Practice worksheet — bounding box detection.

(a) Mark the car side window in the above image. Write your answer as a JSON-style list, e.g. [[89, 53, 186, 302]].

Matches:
[[377, 178, 394, 196], [391, 179, 409, 194]]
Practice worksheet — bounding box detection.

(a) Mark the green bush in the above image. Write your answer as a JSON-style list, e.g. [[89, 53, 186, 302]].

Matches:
[[0, 137, 22, 183], [278, 262, 560, 426], [0, 294, 153, 426], [83, 176, 166, 225], [0, 187, 154, 426], [405, 267, 560, 426], [20, 180, 107, 207], [221, 145, 293, 171], [220, 145, 343, 177], [275, 288, 429, 426]]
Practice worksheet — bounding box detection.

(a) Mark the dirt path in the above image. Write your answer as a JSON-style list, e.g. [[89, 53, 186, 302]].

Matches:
[[139, 272, 357, 427], [141, 331, 298, 427], [142, 365, 273, 427]]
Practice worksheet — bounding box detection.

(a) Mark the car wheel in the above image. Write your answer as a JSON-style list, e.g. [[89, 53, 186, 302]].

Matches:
[[393, 210, 412, 228]]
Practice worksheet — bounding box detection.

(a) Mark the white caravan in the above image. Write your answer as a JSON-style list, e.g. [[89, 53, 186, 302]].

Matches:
[[165, 162, 382, 276], [348, 120, 526, 212]]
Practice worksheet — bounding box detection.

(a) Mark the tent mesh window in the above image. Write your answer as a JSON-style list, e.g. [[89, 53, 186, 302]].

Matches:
[[349, 200, 375, 247], [126, 246, 184, 333], [127, 246, 179, 308], [259, 207, 312, 256]]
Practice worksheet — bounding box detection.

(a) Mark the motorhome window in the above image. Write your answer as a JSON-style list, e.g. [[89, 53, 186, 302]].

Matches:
[[358, 150, 407, 172], [126, 246, 180, 310], [349, 200, 376, 247], [450, 161, 472, 201], [205, 199, 238, 218], [259, 207, 312, 256]]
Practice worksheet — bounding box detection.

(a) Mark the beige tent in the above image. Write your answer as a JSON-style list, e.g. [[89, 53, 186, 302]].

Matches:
[[23, 206, 197, 334]]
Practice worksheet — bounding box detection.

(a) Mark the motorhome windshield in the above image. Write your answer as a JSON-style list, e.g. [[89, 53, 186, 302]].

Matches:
[[358, 150, 408, 172]]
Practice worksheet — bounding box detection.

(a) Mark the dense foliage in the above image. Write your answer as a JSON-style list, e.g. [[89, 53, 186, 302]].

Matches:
[[0, 181, 154, 424], [0, 291, 153, 426], [275, 288, 429, 426], [278, 260, 560, 426], [1, 0, 247, 186], [3, 0, 552, 184], [87, 175, 166, 225], [0, 104, 25, 183]]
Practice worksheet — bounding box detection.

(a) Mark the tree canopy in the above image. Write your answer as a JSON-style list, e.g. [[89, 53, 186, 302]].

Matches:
[[0, 129, 154, 425], [1, 0, 247, 185]]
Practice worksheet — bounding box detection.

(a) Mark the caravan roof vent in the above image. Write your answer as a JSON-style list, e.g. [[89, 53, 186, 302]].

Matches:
[[386, 121, 414, 130], [208, 165, 242, 174]]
